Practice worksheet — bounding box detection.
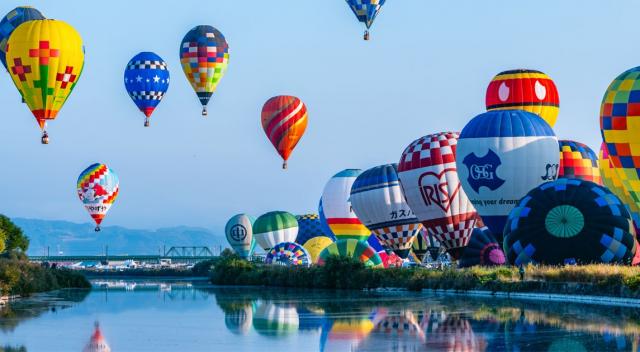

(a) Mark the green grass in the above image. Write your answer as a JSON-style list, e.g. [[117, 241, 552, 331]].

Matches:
[[209, 253, 640, 298]]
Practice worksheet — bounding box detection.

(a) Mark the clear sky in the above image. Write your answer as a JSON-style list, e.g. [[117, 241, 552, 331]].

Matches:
[[0, 1, 638, 232]]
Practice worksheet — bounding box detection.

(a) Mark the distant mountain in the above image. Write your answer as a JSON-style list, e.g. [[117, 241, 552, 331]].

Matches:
[[12, 218, 227, 256]]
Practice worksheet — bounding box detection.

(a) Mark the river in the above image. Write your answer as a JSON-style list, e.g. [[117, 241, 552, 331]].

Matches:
[[0, 279, 638, 351]]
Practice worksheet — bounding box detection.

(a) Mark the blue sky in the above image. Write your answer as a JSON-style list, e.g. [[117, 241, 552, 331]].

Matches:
[[0, 1, 638, 231]]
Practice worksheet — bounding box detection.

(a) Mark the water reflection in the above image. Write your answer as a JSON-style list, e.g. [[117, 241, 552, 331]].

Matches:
[[0, 281, 639, 351], [82, 322, 111, 352], [213, 289, 640, 351]]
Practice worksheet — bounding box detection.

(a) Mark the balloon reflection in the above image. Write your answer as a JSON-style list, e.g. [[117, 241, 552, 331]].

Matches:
[[82, 322, 111, 352], [213, 289, 640, 352]]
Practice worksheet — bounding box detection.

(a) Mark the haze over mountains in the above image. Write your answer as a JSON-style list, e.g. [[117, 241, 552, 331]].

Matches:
[[13, 218, 227, 256]]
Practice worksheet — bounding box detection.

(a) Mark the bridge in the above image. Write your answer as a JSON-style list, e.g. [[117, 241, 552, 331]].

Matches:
[[29, 246, 219, 264]]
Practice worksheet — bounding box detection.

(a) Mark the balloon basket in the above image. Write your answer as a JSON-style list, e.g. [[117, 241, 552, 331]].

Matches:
[[364, 31, 370, 41], [41, 132, 49, 145], [144, 118, 150, 127], [94, 226, 101, 232], [202, 107, 208, 116], [282, 161, 288, 169]]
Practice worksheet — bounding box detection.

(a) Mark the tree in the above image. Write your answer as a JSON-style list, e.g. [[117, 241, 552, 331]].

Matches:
[[0, 229, 6, 253], [0, 216, 29, 252]]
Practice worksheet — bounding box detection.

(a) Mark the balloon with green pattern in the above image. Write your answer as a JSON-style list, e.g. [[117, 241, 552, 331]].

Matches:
[[253, 211, 298, 250], [316, 239, 383, 268]]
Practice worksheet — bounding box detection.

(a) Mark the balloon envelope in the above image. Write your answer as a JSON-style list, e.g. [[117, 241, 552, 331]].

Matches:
[[558, 140, 601, 184], [600, 66, 640, 233], [123, 52, 169, 124], [599, 143, 640, 232], [503, 178, 637, 265], [253, 211, 298, 250], [77, 163, 119, 230], [458, 226, 505, 268], [0, 6, 45, 71], [261, 95, 308, 168], [225, 214, 256, 258], [7, 19, 84, 134], [486, 69, 560, 127], [456, 110, 559, 240], [296, 214, 333, 245], [317, 239, 383, 268], [319, 169, 371, 241], [179, 25, 229, 113], [398, 132, 477, 259], [350, 164, 421, 258], [345, 0, 386, 29], [303, 236, 334, 263], [265, 242, 311, 267]]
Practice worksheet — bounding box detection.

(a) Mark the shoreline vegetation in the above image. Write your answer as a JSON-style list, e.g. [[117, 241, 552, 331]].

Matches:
[[209, 253, 640, 299], [0, 216, 89, 301]]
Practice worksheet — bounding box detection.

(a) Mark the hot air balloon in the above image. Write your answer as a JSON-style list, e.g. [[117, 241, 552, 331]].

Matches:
[[398, 132, 478, 259], [225, 214, 256, 259], [486, 69, 560, 127], [253, 302, 299, 337], [558, 140, 601, 184], [345, 0, 386, 40], [296, 214, 333, 244], [6, 19, 84, 144], [261, 95, 308, 169], [317, 239, 383, 268], [319, 169, 371, 241], [83, 322, 111, 352], [303, 236, 334, 263], [123, 52, 169, 127], [253, 211, 298, 250], [265, 242, 312, 266], [458, 226, 505, 268], [503, 178, 637, 265], [377, 250, 403, 268], [350, 164, 422, 259], [456, 110, 559, 240], [77, 163, 119, 232], [600, 66, 640, 230], [0, 6, 45, 72], [599, 144, 640, 231], [179, 25, 229, 116], [367, 233, 384, 252]]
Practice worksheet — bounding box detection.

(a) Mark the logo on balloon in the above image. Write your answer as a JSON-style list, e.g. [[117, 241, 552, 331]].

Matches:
[[230, 224, 248, 241], [462, 149, 506, 193], [541, 163, 559, 181], [418, 169, 461, 213]]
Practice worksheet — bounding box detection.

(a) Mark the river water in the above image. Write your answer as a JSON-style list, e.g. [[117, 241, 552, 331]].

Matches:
[[0, 279, 638, 351]]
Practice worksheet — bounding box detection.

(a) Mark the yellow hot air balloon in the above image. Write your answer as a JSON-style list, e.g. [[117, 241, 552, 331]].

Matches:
[[303, 236, 334, 263], [6, 19, 84, 144]]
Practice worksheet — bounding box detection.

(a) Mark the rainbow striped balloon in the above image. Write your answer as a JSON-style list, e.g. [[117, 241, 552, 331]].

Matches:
[[77, 163, 119, 231], [319, 169, 371, 241], [261, 95, 308, 169]]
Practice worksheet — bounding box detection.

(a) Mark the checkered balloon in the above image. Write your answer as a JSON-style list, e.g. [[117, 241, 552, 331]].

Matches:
[[179, 25, 229, 115], [558, 140, 601, 184], [124, 52, 169, 126]]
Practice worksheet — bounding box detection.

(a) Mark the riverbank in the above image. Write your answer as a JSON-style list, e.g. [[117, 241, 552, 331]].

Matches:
[[210, 255, 640, 299], [0, 253, 90, 299]]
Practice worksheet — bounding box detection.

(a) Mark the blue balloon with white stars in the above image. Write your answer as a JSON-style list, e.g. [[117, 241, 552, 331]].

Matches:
[[123, 52, 169, 126]]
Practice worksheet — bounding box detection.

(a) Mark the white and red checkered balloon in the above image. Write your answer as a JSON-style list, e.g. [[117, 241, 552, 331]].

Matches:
[[398, 132, 477, 259]]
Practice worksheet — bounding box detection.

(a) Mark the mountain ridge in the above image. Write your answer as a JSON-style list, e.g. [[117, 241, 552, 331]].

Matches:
[[11, 217, 227, 256]]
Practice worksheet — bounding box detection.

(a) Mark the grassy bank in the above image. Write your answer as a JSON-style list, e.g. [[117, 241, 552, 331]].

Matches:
[[210, 254, 640, 298], [0, 252, 90, 297]]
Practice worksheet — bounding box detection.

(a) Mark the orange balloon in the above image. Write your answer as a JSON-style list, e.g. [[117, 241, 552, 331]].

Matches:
[[261, 95, 308, 169]]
